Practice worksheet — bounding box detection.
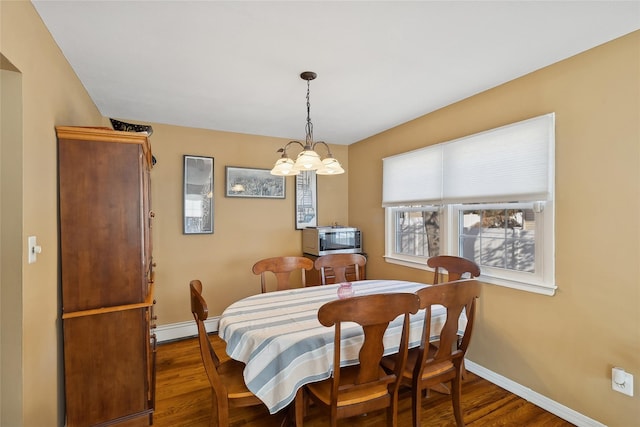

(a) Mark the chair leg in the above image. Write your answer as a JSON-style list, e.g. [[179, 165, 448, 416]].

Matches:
[[451, 377, 464, 427], [412, 386, 423, 427], [209, 389, 229, 427], [214, 394, 229, 427], [294, 388, 305, 427], [387, 393, 399, 427], [330, 405, 339, 427]]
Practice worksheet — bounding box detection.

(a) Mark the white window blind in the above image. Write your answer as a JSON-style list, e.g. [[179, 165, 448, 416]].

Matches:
[[382, 113, 555, 206], [442, 114, 554, 203], [382, 145, 442, 206]]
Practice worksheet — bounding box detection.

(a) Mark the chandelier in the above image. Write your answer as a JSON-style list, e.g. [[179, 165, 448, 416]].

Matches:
[[270, 71, 344, 176]]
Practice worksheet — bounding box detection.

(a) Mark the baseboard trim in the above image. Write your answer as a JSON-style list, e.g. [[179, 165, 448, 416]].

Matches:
[[465, 360, 606, 427], [155, 317, 219, 343], [155, 320, 604, 427]]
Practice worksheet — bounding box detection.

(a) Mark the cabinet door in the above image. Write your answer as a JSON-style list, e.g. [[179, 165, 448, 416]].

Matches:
[[59, 138, 146, 311], [63, 309, 151, 426]]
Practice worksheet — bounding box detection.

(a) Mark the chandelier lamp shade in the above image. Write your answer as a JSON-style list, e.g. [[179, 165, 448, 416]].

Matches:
[[270, 71, 345, 176]]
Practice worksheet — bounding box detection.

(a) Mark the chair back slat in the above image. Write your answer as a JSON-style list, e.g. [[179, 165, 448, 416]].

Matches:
[[427, 255, 480, 284], [252, 256, 314, 292], [314, 253, 367, 284]]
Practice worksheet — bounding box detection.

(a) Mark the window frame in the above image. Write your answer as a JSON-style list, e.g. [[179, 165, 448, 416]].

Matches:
[[384, 201, 556, 295], [384, 205, 441, 268], [449, 201, 555, 295]]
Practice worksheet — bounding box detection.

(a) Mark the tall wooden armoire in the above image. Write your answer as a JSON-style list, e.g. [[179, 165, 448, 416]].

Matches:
[[56, 126, 156, 426]]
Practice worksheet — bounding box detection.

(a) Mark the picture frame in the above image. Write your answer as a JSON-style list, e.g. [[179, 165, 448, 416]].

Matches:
[[295, 170, 318, 229], [225, 166, 285, 199], [183, 155, 214, 234]]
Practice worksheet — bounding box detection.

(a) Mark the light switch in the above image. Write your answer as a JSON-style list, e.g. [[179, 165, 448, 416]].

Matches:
[[28, 236, 42, 264]]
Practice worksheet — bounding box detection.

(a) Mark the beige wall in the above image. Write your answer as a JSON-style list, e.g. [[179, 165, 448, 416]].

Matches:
[[1, 62, 24, 427], [1, 2, 104, 425], [148, 123, 349, 322], [3, 1, 638, 426], [348, 31, 640, 426]]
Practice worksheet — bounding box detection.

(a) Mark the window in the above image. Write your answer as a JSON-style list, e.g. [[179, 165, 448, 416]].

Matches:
[[458, 206, 536, 273], [383, 114, 556, 295], [390, 206, 440, 261]]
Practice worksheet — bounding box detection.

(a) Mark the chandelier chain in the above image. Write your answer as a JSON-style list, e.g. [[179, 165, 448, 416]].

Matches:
[[305, 79, 314, 146]]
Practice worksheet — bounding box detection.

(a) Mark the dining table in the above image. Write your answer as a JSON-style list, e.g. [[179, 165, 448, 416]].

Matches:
[[218, 279, 467, 414]]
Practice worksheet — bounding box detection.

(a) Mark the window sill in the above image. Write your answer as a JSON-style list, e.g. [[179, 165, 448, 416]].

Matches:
[[383, 255, 557, 296]]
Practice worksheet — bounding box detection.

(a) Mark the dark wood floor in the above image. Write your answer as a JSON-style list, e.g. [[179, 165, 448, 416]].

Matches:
[[153, 336, 575, 427]]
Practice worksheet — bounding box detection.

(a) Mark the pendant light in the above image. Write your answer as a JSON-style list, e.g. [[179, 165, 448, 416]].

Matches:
[[270, 71, 344, 176]]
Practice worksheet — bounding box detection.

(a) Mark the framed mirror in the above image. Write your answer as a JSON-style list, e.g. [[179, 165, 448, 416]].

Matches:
[[183, 155, 214, 234]]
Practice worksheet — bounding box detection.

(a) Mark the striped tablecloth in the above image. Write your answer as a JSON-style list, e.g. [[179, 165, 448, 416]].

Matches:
[[218, 279, 466, 414]]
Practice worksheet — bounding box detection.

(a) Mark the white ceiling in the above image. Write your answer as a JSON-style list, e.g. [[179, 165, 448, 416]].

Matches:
[[32, 1, 639, 145]]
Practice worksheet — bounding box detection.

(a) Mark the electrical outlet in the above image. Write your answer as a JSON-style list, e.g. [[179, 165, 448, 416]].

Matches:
[[612, 367, 634, 396]]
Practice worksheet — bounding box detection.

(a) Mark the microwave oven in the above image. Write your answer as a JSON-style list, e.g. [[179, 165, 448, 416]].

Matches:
[[302, 226, 362, 256]]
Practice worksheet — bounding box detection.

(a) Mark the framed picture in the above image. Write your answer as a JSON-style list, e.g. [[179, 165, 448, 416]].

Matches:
[[225, 166, 285, 199], [183, 155, 214, 234], [295, 170, 317, 229]]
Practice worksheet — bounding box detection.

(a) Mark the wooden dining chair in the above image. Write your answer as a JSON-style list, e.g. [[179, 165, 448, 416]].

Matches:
[[294, 292, 420, 427], [381, 279, 481, 427], [252, 256, 314, 293], [428, 255, 480, 388], [313, 253, 367, 285], [189, 280, 264, 427], [428, 255, 481, 284]]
